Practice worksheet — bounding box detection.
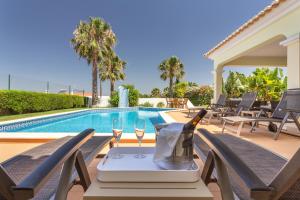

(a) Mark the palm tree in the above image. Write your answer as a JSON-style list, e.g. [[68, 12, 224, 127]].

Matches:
[[158, 56, 185, 97], [71, 17, 116, 105], [100, 49, 126, 96], [98, 63, 105, 101]]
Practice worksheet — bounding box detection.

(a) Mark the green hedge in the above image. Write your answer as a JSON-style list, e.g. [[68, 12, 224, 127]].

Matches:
[[0, 90, 86, 114]]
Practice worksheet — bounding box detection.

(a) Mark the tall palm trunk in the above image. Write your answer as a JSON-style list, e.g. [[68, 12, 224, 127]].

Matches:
[[110, 80, 115, 96], [99, 80, 103, 101], [92, 60, 98, 105], [169, 77, 174, 97]]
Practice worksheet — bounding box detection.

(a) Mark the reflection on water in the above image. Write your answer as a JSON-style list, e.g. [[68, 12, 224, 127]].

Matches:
[[16, 111, 165, 133]]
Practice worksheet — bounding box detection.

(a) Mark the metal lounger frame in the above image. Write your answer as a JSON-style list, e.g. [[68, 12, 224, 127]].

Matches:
[[197, 128, 300, 200], [0, 129, 111, 200], [222, 90, 300, 140]]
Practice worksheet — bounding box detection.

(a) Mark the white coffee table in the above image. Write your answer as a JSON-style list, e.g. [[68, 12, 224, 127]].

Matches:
[[83, 147, 213, 200]]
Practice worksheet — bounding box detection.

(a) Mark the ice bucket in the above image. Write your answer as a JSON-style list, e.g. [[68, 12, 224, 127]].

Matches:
[[154, 109, 207, 169], [155, 124, 194, 169]]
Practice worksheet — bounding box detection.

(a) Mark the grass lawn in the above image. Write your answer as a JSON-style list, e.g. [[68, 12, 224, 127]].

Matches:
[[0, 108, 86, 122]]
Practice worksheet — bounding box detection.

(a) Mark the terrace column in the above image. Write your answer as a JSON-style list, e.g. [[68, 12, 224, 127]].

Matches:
[[280, 33, 300, 89], [213, 65, 223, 103]]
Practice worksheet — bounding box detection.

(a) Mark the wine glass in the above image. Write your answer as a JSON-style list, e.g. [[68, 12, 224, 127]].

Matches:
[[134, 118, 146, 158], [112, 118, 123, 159]]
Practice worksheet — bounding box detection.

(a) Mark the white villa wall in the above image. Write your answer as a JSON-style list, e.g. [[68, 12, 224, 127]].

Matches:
[[139, 98, 194, 108], [97, 96, 110, 107], [95, 96, 194, 108], [138, 98, 166, 107]]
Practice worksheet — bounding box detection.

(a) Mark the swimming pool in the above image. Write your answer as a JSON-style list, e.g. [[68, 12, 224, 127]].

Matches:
[[0, 108, 171, 134]]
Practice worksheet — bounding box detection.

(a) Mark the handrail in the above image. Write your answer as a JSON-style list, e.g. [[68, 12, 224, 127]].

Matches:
[[12, 128, 95, 199], [198, 128, 273, 199]]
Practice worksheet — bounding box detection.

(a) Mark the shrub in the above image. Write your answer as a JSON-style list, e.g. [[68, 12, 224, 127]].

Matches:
[[123, 85, 139, 106], [223, 68, 287, 101], [109, 91, 119, 107], [0, 90, 85, 114], [185, 85, 213, 106], [198, 86, 213, 105], [83, 97, 91, 107], [109, 84, 139, 107], [174, 82, 188, 98], [156, 102, 165, 108], [223, 71, 247, 98], [185, 85, 198, 105], [247, 68, 287, 101], [139, 102, 153, 107]]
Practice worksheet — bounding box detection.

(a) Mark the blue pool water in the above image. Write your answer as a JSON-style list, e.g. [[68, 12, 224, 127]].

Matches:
[[7, 108, 167, 133]]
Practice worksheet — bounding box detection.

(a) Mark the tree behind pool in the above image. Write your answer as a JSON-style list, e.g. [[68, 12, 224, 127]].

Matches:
[[71, 17, 116, 105]]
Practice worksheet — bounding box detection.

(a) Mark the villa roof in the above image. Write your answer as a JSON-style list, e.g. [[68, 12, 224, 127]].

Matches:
[[204, 0, 286, 57], [73, 92, 92, 97]]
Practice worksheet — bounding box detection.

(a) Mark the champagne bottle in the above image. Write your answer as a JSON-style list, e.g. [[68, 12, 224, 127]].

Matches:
[[163, 109, 207, 169], [170, 109, 207, 167], [183, 109, 207, 131], [181, 109, 207, 150]]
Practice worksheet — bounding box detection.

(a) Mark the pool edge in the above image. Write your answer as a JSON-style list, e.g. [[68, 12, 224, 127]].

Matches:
[[0, 107, 176, 141]]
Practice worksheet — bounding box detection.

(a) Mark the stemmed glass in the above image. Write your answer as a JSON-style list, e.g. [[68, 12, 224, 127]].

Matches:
[[134, 118, 146, 159], [112, 118, 123, 159]]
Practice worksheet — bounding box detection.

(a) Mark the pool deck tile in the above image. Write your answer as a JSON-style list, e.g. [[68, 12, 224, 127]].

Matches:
[[1, 110, 300, 200]]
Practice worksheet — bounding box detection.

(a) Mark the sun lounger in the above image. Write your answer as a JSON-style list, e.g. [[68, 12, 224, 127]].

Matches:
[[194, 128, 300, 200], [187, 94, 226, 117], [222, 89, 300, 139], [0, 129, 112, 200], [206, 92, 257, 123]]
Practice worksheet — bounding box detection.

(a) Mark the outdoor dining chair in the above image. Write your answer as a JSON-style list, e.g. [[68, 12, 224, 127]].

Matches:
[[178, 98, 188, 109], [166, 98, 174, 108]]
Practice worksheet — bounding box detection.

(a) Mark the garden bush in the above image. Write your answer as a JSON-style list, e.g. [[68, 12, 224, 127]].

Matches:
[[185, 85, 213, 106], [156, 102, 165, 108], [174, 82, 188, 98], [109, 84, 139, 107], [247, 68, 287, 101], [223, 71, 247, 98], [0, 90, 85, 114], [109, 91, 119, 107], [139, 102, 153, 107], [125, 85, 139, 106], [223, 68, 287, 101], [198, 86, 213, 105]]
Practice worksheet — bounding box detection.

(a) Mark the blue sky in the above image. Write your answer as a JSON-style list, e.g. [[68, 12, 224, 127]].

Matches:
[[0, 0, 273, 95]]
